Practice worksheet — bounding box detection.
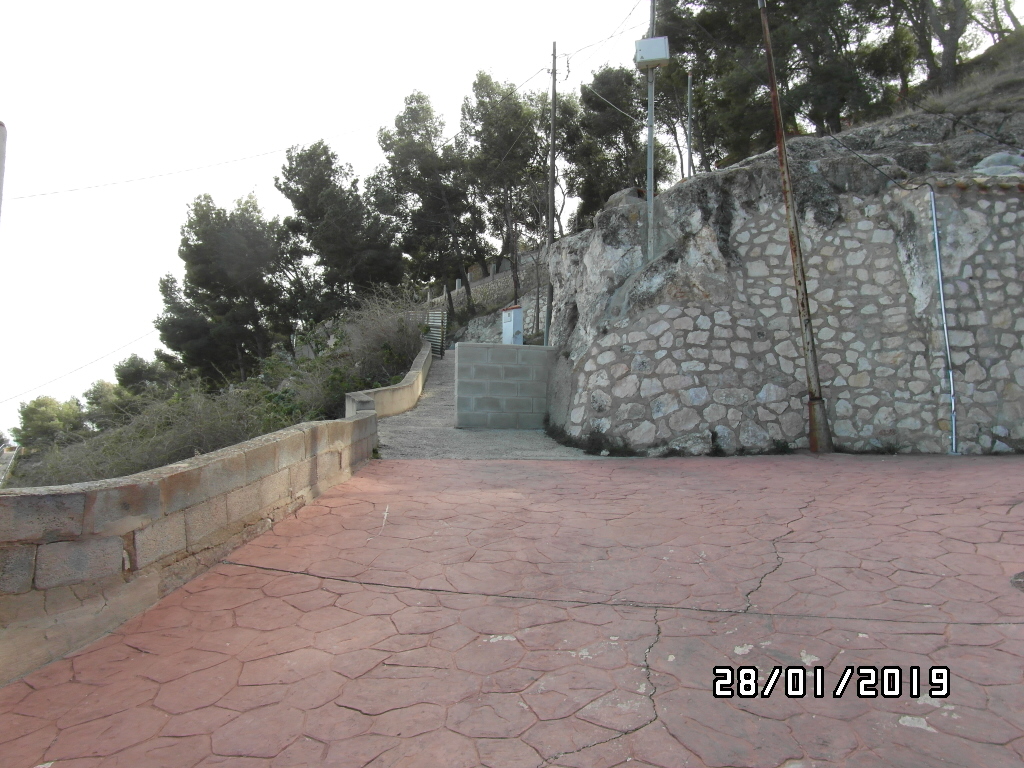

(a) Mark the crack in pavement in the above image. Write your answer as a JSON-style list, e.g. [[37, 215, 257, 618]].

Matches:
[[221, 560, 1024, 626], [741, 502, 809, 613], [540, 607, 664, 767]]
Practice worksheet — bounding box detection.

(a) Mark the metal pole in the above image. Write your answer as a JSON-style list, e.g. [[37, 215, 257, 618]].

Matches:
[[758, 0, 833, 452], [928, 187, 958, 454], [544, 42, 557, 347], [686, 73, 694, 177], [0, 121, 7, 224], [646, 1, 656, 261]]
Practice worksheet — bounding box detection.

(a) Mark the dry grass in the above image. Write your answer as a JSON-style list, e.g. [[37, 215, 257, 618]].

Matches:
[[9, 288, 427, 487], [9, 386, 289, 487], [921, 62, 1024, 116]]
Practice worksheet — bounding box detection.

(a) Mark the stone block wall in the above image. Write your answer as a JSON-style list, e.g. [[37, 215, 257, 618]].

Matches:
[[455, 343, 558, 429], [0, 340, 434, 684], [549, 177, 1024, 455], [430, 258, 549, 315]]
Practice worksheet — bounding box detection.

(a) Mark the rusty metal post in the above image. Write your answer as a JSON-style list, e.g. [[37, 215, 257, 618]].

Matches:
[[758, 0, 834, 452]]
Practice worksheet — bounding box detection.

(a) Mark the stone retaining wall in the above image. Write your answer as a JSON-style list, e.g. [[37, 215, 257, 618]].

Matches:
[[430, 257, 549, 315], [0, 339, 434, 684], [549, 176, 1024, 455]]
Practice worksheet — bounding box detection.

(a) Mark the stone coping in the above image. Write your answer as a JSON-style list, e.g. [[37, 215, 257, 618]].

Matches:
[[344, 337, 434, 418], [0, 339, 434, 684]]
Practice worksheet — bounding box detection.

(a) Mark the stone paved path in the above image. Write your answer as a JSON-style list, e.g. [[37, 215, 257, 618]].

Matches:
[[2, 453, 1024, 767], [376, 353, 598, 460]]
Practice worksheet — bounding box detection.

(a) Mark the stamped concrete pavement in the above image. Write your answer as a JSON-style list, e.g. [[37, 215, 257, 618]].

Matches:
[[2, 453, 1024, 768]]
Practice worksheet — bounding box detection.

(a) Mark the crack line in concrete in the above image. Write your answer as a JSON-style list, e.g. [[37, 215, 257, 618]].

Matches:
[[221, 560, 1024, 626], [539, 606, 664, 767], [741, 503, 807, 613]]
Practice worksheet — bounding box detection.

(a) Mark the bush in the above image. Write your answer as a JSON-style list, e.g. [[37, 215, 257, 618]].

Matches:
[[9, 385, 291, 487], [9, 287, 426, 487]]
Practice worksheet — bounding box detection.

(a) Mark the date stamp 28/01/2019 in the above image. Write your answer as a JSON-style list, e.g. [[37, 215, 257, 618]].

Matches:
[[712, 665, 950, 699]]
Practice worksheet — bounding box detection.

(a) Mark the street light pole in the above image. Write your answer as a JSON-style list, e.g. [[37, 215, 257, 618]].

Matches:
[[645, 1, 656, 261], [758, 0, 834, 453]]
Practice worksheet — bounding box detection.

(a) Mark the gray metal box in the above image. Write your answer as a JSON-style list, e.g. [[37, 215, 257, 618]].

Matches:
[[635, 37, 670, 70]]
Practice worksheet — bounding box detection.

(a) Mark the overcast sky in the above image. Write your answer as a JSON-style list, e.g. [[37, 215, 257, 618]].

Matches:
[[0, 0, 659, 436]]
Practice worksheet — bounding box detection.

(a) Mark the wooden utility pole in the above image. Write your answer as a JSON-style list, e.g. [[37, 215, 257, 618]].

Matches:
[[543, 42, 557, 346], [758, 0, 834, 453]]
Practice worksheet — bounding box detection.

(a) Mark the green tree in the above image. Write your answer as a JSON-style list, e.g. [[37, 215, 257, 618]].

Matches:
[[82, 380, 139, 432], [461, 73, 547, 300], [11, 396, 88, 449], [275, 141, 403, 315], [659, 0, 917, 164], [376, 92, 480, 313], [114, 353, 179, 395], [564, 66, 673, 230], [156, 194, 282, 381]]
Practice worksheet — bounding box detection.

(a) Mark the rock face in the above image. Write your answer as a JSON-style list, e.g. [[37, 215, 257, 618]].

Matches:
[[546, 111, 1024, 455]]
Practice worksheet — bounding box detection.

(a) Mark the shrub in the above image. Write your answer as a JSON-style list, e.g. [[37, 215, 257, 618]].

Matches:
[[9, 287, 426, 487], [9, 385, 291, 487]]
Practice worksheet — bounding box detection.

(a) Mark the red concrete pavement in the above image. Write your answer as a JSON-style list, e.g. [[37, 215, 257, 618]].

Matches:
[[2, 455, 1023, 767]]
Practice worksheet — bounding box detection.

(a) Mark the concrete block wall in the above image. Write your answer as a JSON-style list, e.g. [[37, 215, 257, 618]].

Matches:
[[455, 343, 557, 429], [0, 339, 434, 685]]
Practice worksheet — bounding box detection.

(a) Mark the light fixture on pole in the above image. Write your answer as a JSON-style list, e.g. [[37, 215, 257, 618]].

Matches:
[[635, 4, 669, 262]]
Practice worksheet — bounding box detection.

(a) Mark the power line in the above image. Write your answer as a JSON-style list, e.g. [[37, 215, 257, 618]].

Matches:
[[0, 330, 159, 405], [7, 13, 656, 204], [9, 149, 287, 201], [582, 83, 644, 124], [564, 1, 646, 66]]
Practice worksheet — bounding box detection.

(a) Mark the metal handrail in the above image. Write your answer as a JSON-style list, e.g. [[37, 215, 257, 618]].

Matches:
[[0, 446, 20, 488]]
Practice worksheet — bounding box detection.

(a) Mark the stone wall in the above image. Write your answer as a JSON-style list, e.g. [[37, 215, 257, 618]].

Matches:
[[547, 169, 1024, 456], [430, 255, 550, 315], [455, 292, 551, 345], [345, 340, 434, 418], [0, 340, 434, 685], [455, 343, 557, 429]]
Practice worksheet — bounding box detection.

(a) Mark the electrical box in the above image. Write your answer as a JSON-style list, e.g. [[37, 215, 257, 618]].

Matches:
[[634, 37, 670, 70], [502, 305, 523, 345]]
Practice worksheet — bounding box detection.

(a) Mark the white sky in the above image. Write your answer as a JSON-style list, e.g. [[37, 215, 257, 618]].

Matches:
[[0, 0, 654, 436]]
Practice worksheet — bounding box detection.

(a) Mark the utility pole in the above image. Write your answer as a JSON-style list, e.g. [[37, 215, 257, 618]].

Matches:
[[645, 0, 657, 261], [0, 121, 7, 223], [758, 0, 833, 453], [686, 73, 694, 177], [543, 42, 557, 346]]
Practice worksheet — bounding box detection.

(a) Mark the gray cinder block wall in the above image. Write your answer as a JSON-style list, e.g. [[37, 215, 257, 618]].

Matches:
[[455, 343, 558, 429]]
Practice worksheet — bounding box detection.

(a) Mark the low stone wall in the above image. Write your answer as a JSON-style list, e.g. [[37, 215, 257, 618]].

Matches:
[[455, 343, 557, 429], [345, 339, 433, 418], [0, 339, 434, 685]]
